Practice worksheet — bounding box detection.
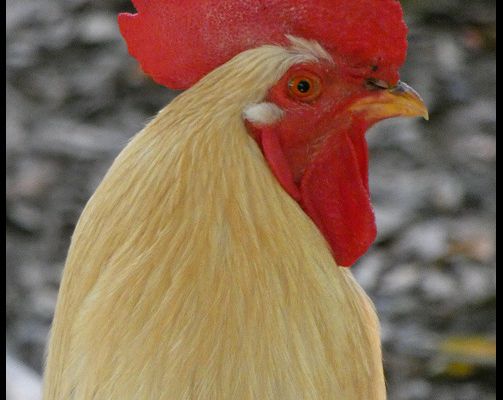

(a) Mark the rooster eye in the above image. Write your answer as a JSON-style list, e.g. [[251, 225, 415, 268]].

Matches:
[[297, 80, 311, 93], [288, 74, 322, 102]]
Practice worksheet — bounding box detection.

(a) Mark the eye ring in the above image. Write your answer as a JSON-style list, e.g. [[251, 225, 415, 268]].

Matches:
[[288, 73, 322, 102]]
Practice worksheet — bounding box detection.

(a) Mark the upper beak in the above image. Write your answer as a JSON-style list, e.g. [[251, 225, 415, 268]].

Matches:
[[349, 80, 429, 121]]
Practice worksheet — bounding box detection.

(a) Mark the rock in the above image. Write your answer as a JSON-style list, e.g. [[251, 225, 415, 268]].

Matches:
[[22, 67, 70, 104], [30, 288, 58, 319], [32, 118, 123, 161], [12, 321, 50, 372], [396, 379, 433, 400], [6, 88, 28, 156], [452, 132, 496, 164], [7, 202, 43, 234], [353, 252, 387, 292], [395, 221, 450, 262], [429, 173, 466, 212], [373, 204, 411, 242], [435, 33, 464, 74], [381, 263, 421, 295], [6, 159, 58, 200], [393, 323, 439, 357], [39, 20, 75, 52], [432, 384, 489, 400], [77, 12, 120, 44], [17, 264, 47, 290], [420, 269, 458, 302], [378, 294, 419, 318], [6, 353, 42, 400], [455, 263, 495, 304], [448, 218, 495, 263]]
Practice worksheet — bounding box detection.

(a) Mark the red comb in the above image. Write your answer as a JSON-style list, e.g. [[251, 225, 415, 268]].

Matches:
[[119, 0, 408, 89]]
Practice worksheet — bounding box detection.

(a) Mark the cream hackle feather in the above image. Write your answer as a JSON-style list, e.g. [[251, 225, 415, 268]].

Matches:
[[43, 38, 386, 400]]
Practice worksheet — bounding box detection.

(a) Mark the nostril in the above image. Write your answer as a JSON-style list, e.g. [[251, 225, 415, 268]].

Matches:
[[365, 78, 389, 90]]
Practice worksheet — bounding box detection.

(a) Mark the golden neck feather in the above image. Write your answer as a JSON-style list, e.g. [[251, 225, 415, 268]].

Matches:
[[44, 43, 386, 400]]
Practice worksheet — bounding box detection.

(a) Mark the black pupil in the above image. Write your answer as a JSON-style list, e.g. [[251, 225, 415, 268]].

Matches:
[[297, 80, 311, 93]]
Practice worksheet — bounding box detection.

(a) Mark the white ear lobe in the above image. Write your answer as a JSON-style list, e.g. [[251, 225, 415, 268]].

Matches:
[[243, 102, 284, 125]]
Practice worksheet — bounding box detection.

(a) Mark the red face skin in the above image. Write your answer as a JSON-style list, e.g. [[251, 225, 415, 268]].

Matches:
[[247, 59, 402, 267]]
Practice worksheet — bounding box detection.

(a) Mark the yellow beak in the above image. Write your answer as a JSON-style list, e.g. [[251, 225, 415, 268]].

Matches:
[[349, 81, 429, 121]]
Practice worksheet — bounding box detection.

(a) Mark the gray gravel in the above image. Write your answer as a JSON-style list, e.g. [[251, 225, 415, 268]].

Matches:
[[6, 1, 496, 399]]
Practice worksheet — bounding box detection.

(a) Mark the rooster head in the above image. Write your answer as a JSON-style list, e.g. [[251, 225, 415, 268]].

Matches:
[[118, 0, 428, 267]]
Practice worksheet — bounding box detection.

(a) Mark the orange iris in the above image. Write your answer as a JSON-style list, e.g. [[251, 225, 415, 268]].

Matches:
[[288, 73, 322, 102]]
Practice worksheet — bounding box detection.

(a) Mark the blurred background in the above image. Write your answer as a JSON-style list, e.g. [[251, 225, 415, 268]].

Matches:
[[6, 0, 496, 399]]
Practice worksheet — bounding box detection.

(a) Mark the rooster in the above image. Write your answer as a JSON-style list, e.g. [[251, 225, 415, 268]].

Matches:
[[43, 1, 428, 399]]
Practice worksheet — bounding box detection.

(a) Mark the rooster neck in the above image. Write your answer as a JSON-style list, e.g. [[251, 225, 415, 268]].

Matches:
[[44, 44, 386, 400]]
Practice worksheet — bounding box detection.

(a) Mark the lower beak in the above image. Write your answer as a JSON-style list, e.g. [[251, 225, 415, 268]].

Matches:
[[349, 81, 429, 121]]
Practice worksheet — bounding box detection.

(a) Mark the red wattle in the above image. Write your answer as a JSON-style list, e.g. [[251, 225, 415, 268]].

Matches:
[[300, 131, 376, 267]]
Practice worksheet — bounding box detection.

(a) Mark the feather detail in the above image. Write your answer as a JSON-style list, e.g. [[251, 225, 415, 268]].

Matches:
[[243, 103, 284, 125]]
